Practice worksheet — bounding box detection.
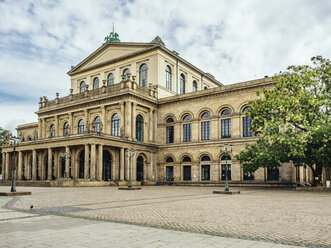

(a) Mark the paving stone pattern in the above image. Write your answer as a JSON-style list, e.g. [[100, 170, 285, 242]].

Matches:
[[1, 186, 330, 247]]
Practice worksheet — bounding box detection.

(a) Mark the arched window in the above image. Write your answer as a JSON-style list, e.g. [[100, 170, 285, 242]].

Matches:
[[139, 64, 148, 87], [50, 124, 55, 138], [123, 68, 130, 81], [166, 117, 174, 144], [166, 66, 172, 90], [63, 122, 69, 136], [78, 119, 85, 134], [243, 106, 253, 137], [192, 80, 198, 92], [201, 112, 210, 140], [80, 81, 85, 93], [183, 114, 192, 142], [204, 86, 208, 90], [107, 73, 114, 86], [111, 113, 120, 136], [182, 156, 191, 162], [221, 155, 231, 180], [201, 155, 210, 180], [93, 116, 102, 133], [180, 74, 185, 94], [136, 114, 144, 142], [201, 155, 210, 161], [93, 77, 99, 89], [165, 157, 174, 163], [221, 109, 232, 138]]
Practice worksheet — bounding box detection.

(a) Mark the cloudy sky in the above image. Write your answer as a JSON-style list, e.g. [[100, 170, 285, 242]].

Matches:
[[0, 0, 330, 134]]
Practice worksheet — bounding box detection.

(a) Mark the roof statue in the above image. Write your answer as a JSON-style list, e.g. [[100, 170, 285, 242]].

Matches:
[[150, 36, 165, 46], [104, 23, 120, 43]]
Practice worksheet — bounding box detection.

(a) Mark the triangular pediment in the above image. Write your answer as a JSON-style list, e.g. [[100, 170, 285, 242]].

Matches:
[[68, 43, 155, 75]]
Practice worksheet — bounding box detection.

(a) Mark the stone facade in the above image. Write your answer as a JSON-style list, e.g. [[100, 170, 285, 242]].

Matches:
[[2, 36, 329, 186]]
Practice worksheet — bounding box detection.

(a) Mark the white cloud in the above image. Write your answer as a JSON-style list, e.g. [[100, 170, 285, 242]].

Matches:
[[0, 0, 330, 130]]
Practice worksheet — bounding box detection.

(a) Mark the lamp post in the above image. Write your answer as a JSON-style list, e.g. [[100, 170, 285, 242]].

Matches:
[[60, 152, 71, 179], [9, 137, 20, 193], [125, 149, 135, 188], [220, 143, 233, 192]]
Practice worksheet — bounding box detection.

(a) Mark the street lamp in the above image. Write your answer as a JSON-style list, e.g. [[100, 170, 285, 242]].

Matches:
[[9, 137, 21, 193], [125, 148, 135, 188], [60, 152, 71, 179], [220, 143, 233, 192]]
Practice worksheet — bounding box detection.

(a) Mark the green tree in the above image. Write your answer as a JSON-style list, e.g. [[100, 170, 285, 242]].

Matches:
[[236, 56, 331, 185], [0, 127, 12, 174]]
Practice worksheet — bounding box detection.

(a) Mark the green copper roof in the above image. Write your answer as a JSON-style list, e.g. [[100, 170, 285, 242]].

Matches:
[[104, 32, 120, 43]]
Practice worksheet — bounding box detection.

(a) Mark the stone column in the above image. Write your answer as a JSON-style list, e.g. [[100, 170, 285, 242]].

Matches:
[[5, 152, 10, 180], [42, 118, 46, 138], [132, 155, 136, 182], [24, 153, 28, 180], [69, 112, 73, 135], [125, 101, 132, 139], [120, 148, 124, 181], [55, 115, 59, 137], [17, 151, 23, 180], [101, 106, 106, 134], [149, 152, 154, 181], [65, 146, 70, 178], [125, 153, 129, 181], [84, 109, 89, 133], [84, 144, 90, 179], [153, 109, 157, 142], [32, 150, 37, 180], [38, 118, 42, 139], [98, 145, 103, 180], [47, 148, 52, 180], [149, 108, 153, 142], [2, 152, 6, 180], [90, 143, 96, 180], [132, 103, 136, 139], [71, 150, 76, 179], [120, 102, 125, 135]]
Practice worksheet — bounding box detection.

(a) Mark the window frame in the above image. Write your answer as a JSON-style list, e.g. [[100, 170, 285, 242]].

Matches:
[[139, 64, 148, 87], [107, 73, 114, 86], [80, 81, 85, 93], [93, 77, 99, 89], [136, 114, 144, 142], [78, 119, 85, 134], [111, 113, 120, 136], [180, 74, 185, 94], [166, 65, 172, 90]]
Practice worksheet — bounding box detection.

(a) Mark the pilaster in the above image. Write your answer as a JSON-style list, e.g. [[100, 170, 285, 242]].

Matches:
[[47, 148, 52, 180], [90, 143, 96, 180], [120, 148, 124, 181], [98, 145, 103, 180], [32, 150, 37, 180], [84, 144, 90, 179]]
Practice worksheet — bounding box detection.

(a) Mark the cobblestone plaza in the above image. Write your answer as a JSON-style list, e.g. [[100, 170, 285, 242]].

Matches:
[[1, 186, 330, 247]]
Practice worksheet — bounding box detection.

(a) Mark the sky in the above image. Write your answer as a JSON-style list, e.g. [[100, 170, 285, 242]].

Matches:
[[0, 0, 330, 134]]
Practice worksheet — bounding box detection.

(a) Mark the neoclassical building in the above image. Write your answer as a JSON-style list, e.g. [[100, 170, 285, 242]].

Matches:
[[2, 33, 325, 186]]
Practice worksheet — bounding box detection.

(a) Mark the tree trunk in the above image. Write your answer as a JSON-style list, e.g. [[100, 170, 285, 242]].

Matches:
[[310, 164, 323, 186]]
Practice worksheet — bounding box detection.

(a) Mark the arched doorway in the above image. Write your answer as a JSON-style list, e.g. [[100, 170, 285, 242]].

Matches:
[[136, 156, 144, 182], [61, 158, 65, 178], [79, 150, 85, 179], [102, 150, 112, 181]]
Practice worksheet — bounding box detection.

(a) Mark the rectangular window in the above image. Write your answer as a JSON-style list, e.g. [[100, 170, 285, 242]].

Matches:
[[183, 166, 191, 180], [166, 166, 174, 181], [221, 119, 231, 138], [183, 124, 191, 142], [201, 121, 210, 140], [243, 117, 253, 137], [201, 165, 210, 180], [166, 126, 174, 143], [221, 164, 232, 180]]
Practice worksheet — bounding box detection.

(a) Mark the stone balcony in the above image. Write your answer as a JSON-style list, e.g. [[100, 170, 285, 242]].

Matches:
[[38, 74, 158, 112]]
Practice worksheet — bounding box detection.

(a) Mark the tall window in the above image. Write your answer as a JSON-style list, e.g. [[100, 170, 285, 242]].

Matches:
[[243, 106, 253, 137], [183, 114, 192, 142], [221, 155, 231, 180], [123, 68, 130, 81], [50, 124, 55, 138], [93, 116, 102, 132], [192, 80, 198, 92], [111, 113, 120, 136], [201, 155, 210, 181], [136, 114, 144, 142], [139, 64, 148, 87], [201, 112, 210, 140], [80, 81, 85, 93], [166, 66, 172, 90], [93, 77, 99, 89], [107, 73, 114, 86], [165, 156, 174, 181], [166, 117, 174, 144], [182, 156, 191, 181], [63, 122, 69, 136], [221, 109, 231, 138], [78, 119, 85, 134], [180, 74, 185, 94]]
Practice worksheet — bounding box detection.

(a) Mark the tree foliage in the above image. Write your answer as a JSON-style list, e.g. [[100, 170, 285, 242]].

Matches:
[[236, 56, 331, 183], [0, 127, 12, 174]]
